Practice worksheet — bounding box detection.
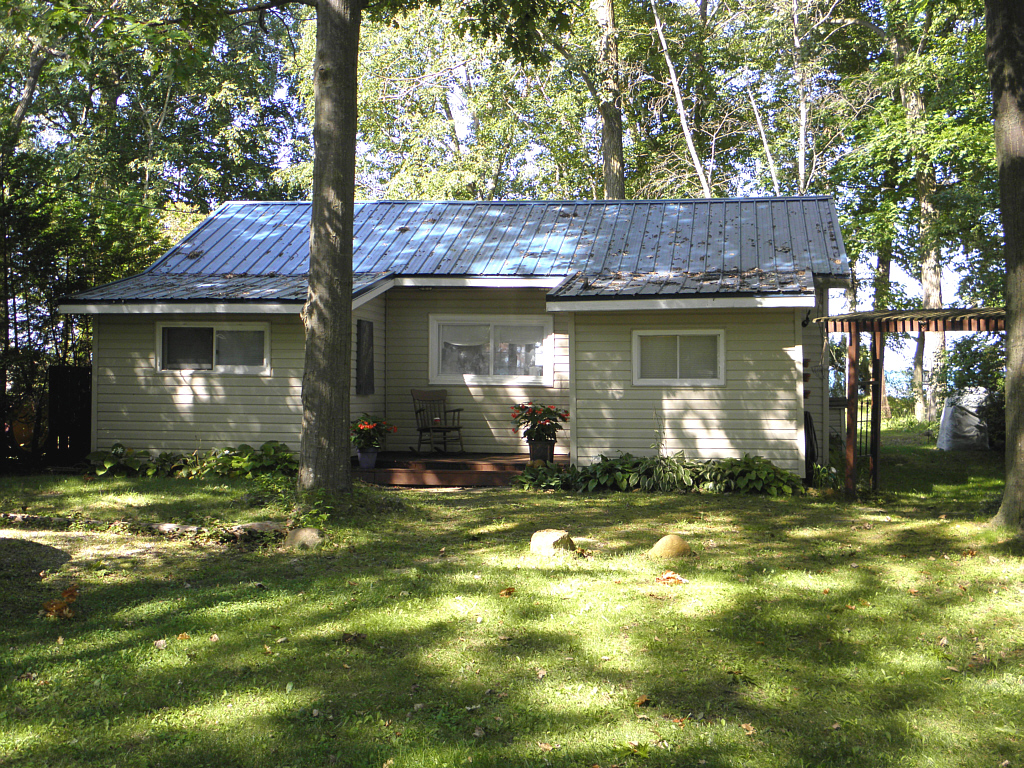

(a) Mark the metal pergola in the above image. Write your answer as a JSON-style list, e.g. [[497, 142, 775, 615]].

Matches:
[[813, 308, 1006, 494]]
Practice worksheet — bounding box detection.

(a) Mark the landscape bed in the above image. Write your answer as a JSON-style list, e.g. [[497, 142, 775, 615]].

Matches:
[[1, 441, 1021, 768]]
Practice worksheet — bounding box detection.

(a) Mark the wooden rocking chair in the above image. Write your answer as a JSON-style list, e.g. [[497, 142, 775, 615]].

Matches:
[[411, 389, 464, 453]]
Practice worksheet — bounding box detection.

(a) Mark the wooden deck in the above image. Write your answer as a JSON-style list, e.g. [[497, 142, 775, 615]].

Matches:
[[353, 451, 567, 487]]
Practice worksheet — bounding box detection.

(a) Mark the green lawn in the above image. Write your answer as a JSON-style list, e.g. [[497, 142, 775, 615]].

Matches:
[[1, 443, 1020, 768]]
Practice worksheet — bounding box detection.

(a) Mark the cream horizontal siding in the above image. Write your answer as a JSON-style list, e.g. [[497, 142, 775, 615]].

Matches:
[[572, 308, 804, 474], [94, 314, 305, 454], [385, 288, 569, 455]]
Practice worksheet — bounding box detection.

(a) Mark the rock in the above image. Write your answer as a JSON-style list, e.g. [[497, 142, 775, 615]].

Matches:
[[229, 521, 286, 533], [283, 527, 323, 550], [220, 521, 287, 544], [649, 534, 692, 559], [530, 529, 575, 555], [150, 523, 200, 535]]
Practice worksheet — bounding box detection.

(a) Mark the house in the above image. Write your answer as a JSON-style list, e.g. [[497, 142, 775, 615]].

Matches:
[[60, 198, 851, 477]]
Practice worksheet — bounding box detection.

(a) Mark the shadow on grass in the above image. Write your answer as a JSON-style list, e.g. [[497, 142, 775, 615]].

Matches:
[[1, 441, 1018, 768], [0, 538, 72, 624]]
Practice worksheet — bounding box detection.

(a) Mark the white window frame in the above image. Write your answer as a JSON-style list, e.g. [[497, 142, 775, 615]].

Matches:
[[632, 329, 725, 387], [156, 321, 271, 375], [429, 314, 554, 386]]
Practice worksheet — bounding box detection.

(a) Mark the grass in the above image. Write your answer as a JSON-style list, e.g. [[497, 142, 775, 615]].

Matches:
[[1, 440, 1021, 768]]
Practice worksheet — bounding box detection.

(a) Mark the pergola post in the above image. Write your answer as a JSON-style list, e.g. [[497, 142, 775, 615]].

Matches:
[[845, 329, 859, 496], [870, 329, 885, 491]]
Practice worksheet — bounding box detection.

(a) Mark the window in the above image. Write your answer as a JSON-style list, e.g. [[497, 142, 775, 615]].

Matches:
[[355, 319, 374, 395], [632, 330, 724, 386], [158, 323, 269, 374], [430, 315, 552, 385]]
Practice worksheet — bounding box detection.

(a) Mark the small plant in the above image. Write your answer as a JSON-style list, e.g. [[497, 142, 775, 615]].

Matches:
[[206, 441, 298, 478], [350, 415, 397, 450], [699, 454, 803, 496], [87, 443, 150, 476], [510, 402, 569, 442], [811, 462, 841, 490], [512, 460, 567, 489], [295, 488, 335, 529]]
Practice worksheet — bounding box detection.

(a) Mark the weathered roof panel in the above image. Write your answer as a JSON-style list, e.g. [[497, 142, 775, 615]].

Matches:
[[64, 197, 850, 305]]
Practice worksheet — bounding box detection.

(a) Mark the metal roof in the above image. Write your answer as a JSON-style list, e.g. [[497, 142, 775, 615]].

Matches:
[[65, 197, 850, 305]]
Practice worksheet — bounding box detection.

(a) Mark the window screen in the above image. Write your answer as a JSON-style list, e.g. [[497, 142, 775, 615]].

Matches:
[[635, 331, 722, 384], [162, 327, 213, 370], [493, 324, 545, 377], [216, 330, 265, 367], [439, 323, 490, 375]]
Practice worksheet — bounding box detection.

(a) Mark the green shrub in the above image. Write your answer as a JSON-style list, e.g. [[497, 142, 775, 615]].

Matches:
[[516, 452, 802, 496], [203, 441, 299, 478], [87, 443, 150, 476], [87, 441, 298, 479], [701, 454, 803, 496]]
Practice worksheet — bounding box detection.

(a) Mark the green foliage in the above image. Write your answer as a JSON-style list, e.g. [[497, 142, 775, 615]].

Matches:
[[811, 462, 841, 490], [88, 442, 297, 479], [699, 454, 803, 496], [516, 452, 803, 496], [86, 443, 150, 476], [203, 441, 299, 479]]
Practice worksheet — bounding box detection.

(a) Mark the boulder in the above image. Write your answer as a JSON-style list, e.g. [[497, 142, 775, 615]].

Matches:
[[649, 534, 692, 559], [283, 527, 323, 550], [530, 529, 575, 555]]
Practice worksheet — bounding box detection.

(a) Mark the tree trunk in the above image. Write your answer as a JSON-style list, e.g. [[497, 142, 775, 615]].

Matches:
[[591, 0, 625, 199], [298, 0, 362, 496], [986, 0, 1024, 530], [918, 166, 943, 421]]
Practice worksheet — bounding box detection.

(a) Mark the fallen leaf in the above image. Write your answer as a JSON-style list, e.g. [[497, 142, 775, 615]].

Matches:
[[938, 636, 948, 647], [538, 742, 557, 752], [823, 588, 830, 594], [153, 639, 167, 650], [499, 587, 516, 597], [276, 636, 288, 644], [655, 571, 688, 585], [473, 726, 485, 738], [741, 723, 756, 735], [177, 632, 191, 641], [635, 695, 652, 707], [383, 760, 395, 768], [263, 644, 273, 655], [42, 584, 79, 619], [342, 632, 366, 644], [209, 634, 220, 642], [909, 588, 919, 596], [831, 723, 841, 730], [56, 636, 64, 645], [536, 668, 547, 679]]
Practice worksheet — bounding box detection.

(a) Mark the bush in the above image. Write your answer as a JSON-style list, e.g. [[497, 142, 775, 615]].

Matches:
[[515, 452, 803, 496], [87, 441, 298, 479]]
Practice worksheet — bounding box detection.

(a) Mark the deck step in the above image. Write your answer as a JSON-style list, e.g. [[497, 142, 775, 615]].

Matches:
[[355, 467, 520, 487], [352, 453, 567, 487]]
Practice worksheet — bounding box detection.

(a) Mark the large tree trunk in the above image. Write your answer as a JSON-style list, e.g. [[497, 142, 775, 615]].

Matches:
[[987, 0, 1024, 530], [916, 165, 944, 422], [592, 0, 625, 199], [298, 0, 362, 496]]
